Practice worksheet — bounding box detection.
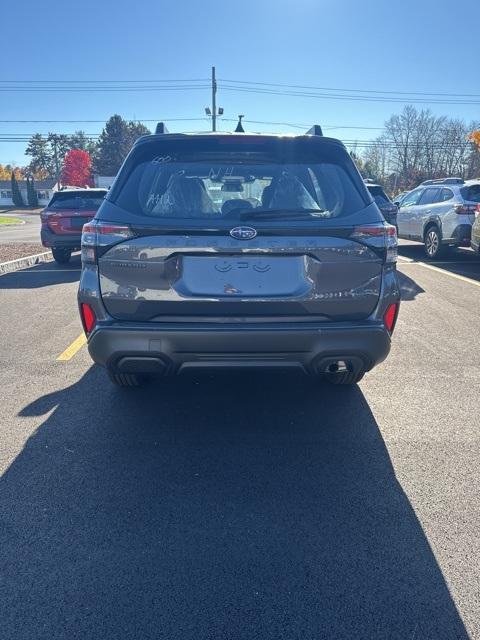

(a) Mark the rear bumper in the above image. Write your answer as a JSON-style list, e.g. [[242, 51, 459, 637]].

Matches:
[[443, 223, 472, 246], [41, 226, 82, 249], [86, 321, 392, 376]]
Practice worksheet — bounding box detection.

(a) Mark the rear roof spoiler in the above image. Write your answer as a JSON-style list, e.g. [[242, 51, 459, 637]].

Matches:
[[155, 122, 169, 134], [306, 124, 323, 136]]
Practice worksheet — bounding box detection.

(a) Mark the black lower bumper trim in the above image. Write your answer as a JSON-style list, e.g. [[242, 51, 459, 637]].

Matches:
[[87, 322, 391, 376]]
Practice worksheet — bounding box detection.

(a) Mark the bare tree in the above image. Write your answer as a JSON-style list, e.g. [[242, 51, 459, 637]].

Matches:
[[363, 106, 479, 192]]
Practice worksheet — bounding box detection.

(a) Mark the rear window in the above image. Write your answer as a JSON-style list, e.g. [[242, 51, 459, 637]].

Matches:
[[49, 191, 106, 210], [461, 184, 480, 203], [112, 137, 369, 224], [367, 186, 390, 205]]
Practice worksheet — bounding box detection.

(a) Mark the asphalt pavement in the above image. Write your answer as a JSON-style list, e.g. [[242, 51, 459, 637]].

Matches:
[[0, 243, 479, 639], [0, 211, 41, 244]]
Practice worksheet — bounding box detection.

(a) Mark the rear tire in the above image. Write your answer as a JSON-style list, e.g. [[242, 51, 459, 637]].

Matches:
[[108, 372, 144, 387], [423, 226, 447, 260], [52, 247, 72, 264], [325, 370, 365, 385]]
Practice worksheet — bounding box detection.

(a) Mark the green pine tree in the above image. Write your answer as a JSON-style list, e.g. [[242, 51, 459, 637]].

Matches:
[[11, 172, 25, 207], [26, 177, 38, 207], [25, 134, 54, 178], [94, 115, 150, 175]]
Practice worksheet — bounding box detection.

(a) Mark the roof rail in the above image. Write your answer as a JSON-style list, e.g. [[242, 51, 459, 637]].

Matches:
[[155, 122, 169, 135], [306, 124, 323, 136], [421, 177, 464, 186]]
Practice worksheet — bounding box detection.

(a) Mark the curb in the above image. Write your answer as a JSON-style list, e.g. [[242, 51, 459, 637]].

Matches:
[[0, 251, 53, 275]]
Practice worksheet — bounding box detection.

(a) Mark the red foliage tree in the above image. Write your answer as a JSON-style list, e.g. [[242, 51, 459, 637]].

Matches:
[[61, 149, 93, 187]]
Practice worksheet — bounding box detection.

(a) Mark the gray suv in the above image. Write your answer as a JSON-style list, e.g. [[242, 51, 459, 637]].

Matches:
[[78, 125, 400, 387], [397, 178, 479, 258]]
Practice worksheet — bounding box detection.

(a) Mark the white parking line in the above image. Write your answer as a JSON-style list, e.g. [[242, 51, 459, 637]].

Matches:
[[399, 261, 480, 287]]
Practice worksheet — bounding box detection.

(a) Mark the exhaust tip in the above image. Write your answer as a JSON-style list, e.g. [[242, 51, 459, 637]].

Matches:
[[327, 360, 349, 374]]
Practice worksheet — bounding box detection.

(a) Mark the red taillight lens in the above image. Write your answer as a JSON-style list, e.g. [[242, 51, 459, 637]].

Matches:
[[454, 204, 478, 215], [383, 302, 399, 334], [350, 224, 397, 263], [80, 303, 96, 334], [475, 204, 480, 218]]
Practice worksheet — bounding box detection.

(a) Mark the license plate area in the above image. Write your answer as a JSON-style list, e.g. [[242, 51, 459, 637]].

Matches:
[[69, 216, 89, 229], [178, 256, 311, 297]]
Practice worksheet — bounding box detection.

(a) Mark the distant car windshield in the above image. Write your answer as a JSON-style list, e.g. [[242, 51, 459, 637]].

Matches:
[[367, 186, 390, 205], [113, 138, 368, 224], [49, 192, 106, 210]]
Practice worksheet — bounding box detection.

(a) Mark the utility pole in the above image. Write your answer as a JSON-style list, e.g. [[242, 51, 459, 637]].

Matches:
[[211, 66, 217, 132], [205, 67, 223, 130]]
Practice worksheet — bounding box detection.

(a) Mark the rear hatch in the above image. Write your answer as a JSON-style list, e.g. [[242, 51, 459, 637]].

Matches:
[[43, 190, 106, 234], [367, 185, 397, 221], [460, 183, 480, 225], [91, 135, 392, 323]]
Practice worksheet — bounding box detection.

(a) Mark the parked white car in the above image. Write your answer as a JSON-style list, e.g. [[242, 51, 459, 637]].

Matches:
[[397, 178, 479, 258]]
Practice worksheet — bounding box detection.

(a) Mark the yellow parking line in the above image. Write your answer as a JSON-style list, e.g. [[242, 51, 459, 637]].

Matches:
[[56, 333, 87, 361]]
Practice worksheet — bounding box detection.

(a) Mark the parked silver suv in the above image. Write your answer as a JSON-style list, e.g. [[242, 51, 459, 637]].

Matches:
[[78, 124, 400, 387], [397, 178, 479, 258]]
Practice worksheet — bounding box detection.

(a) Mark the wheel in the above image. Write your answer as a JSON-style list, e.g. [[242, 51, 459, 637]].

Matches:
[[52, 247, 72, 264], [325, 370, 365, 385], [423, 226, 447, 260], [108, 372, 145, 387]]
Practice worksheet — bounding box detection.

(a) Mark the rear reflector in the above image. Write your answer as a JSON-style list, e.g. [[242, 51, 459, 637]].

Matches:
[[383, 302, 399, 334], [80, 303, 96, 334]]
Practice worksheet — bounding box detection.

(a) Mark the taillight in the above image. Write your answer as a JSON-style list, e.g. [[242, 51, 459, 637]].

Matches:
[[81, 221, 133, 264], [44, 212, 62, 232], [383, 302, 399, 334], [80, 303, 96, 334], [475, 204, 480, 218], [454, 204, 478, 215], [350, 223, 397, 264]]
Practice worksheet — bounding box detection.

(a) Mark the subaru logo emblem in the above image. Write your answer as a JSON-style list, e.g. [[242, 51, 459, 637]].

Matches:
[[230, 226, 257, 240]]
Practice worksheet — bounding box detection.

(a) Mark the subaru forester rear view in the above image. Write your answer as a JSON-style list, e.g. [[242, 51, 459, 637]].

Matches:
[[78, 125, 400, 386]]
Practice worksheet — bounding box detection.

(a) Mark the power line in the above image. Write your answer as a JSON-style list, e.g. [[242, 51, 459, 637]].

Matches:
[[1, 77, 478, 99], [0, 117, 210, 124], [221, 85, 480, 106], [220, 78, 480, 99], [0, 85, 211, 93], [0, 77, 479, 104], [0, 78, 209, 83]]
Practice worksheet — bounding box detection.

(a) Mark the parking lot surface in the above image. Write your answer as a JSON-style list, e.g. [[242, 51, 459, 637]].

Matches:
[[0, 211, 41, 244], [0, 241, 479, 639]]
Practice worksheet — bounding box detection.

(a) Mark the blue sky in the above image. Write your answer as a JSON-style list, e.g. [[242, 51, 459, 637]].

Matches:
[[2, 0, 479, 164]]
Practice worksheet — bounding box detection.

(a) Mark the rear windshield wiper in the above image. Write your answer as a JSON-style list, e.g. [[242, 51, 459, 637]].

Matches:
[[240, 208, 329, 220]]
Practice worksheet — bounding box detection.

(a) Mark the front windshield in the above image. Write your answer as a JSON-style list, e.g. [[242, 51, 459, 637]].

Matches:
[[114, 142, 368, 223]]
